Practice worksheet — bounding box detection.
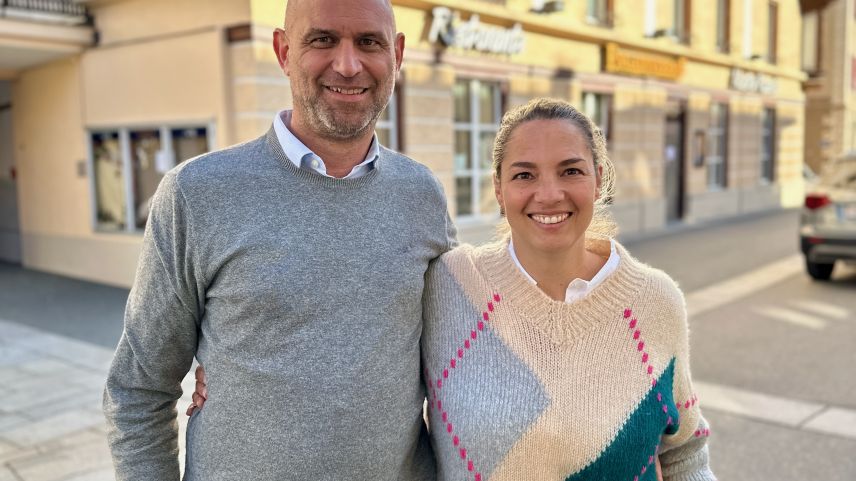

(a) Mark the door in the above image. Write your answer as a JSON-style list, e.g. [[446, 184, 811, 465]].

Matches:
[[0, 81, 21, 264], [664, 101, 686, 223]]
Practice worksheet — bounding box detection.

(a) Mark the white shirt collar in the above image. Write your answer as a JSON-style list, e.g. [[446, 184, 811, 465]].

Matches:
[[508, 238, 621, 304], [273, 109, 379, 179]]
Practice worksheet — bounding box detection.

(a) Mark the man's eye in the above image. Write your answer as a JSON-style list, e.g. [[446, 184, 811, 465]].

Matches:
[[564, 168, 583, 176], [358, 38, 379, 47], [511, 172, 532, 180], [312, 36, 334, 45]]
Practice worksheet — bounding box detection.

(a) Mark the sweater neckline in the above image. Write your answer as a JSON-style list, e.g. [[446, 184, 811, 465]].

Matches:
[[474, 237, 650, 347], [264, 127, 382, 189]]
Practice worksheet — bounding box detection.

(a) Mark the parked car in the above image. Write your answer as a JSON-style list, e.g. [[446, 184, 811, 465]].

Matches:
[[800, 153, 856, 280]]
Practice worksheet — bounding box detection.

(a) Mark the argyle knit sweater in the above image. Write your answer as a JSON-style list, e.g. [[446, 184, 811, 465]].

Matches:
[[421, 238, 716, 481]]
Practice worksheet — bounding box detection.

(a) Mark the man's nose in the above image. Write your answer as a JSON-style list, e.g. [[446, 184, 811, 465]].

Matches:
[[332, 42, 363, 78]]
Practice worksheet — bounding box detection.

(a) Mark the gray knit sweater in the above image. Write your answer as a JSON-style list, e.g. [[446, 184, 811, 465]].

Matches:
[[103, 128, 456, 481]]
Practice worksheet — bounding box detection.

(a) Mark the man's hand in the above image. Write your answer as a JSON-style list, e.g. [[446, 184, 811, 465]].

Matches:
[[185, 365, 208, 416]]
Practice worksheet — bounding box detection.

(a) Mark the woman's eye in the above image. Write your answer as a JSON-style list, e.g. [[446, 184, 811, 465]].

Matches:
[[511, 172, 532, 180], [564, 168, 583, 176]]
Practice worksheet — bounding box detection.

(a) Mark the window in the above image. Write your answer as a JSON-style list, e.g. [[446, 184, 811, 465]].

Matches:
[[743, 0, 753, 58], [707, 103, 728, 190], [801, 10, 820, 74], [587, 0, 612, 26], [761, 108, 776, 183], [767, 2, 778, 64], [716, 0, 730, 52], [673, 0, 690, 44], [453, 79, 502, 219], [376, 94, 399, 151], [582, 92, 613, 145], [91, 125, 212, 232], [645, 0, 657, 36]]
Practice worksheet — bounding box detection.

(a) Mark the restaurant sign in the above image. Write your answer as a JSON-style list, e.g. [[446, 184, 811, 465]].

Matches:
[[730, 68, 777, 95], [604, 43, 685, 81], [428, 7, 525, 55]]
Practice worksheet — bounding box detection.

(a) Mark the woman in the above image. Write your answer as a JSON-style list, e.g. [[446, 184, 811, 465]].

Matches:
[[189, 98, 715, 481], [419, 98, 713, 481]]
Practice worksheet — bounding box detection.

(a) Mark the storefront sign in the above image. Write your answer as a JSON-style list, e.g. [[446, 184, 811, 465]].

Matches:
[[730, 68, 778, 95], [604, 43, 685, 81], [428, 7, 525, 55]]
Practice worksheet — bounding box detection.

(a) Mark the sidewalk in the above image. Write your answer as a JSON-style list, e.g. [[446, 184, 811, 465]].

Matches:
[[0, 318, 195, 481]]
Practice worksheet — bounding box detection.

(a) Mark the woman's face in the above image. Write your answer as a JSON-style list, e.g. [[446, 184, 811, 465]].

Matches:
[[494, 118, 602, 258]]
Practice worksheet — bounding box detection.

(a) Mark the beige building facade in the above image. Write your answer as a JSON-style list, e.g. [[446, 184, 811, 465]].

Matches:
[[1, 0, 806, 287], [801, 0, 856, 173]]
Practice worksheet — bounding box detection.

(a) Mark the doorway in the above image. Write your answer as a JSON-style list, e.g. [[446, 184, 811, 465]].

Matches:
[[0, 81, 21, 264], [664, 100, 686, 223]]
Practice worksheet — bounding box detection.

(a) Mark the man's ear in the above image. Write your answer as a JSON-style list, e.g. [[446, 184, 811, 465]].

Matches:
[[394, 32, 405, 72], [273, 28, 290, 74]]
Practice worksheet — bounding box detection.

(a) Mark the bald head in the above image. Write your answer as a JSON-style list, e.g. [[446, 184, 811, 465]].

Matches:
[[283, 0, 396, 36]]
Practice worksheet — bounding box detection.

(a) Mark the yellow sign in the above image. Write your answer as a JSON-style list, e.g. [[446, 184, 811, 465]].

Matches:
[[604, 43, 685, 81]]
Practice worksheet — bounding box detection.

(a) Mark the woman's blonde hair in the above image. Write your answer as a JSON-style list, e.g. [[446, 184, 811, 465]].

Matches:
[[492, 97, 617, 239]]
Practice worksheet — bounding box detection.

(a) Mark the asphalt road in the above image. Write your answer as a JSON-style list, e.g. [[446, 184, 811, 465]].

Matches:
[[628, 209, 856, 481]]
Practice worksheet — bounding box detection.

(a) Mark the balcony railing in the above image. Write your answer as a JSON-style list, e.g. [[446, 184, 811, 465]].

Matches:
[[1, 0, 91, 25]]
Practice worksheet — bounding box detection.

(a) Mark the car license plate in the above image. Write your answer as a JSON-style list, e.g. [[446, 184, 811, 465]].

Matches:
[[840, 204, 856, 222]]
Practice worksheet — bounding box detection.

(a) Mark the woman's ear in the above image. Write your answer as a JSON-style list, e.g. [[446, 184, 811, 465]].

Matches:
[[494, 174, 505, 216]]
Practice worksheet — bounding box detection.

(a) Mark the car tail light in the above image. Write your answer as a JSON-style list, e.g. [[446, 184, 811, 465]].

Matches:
[[805, 193, 831, 210]]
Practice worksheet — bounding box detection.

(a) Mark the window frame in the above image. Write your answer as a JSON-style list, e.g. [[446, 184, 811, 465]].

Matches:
[[452, 78, 504, 221], [767, 1, 778, 64], [716, 0, 730, 53], [706, 102, 729, 191], [375, 87, 400, 152], [581, 91, 614, 146], [761, 107, 776, 184], [801, 9, 821, 75], [586, 0, 614, 27], [87, 122, 216, 234]]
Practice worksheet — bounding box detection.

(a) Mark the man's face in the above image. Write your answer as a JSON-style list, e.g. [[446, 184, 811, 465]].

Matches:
[[274, 0, 404, 142]]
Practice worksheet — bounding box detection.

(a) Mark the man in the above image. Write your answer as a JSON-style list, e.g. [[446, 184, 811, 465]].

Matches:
[[103, 0, 455, 479]]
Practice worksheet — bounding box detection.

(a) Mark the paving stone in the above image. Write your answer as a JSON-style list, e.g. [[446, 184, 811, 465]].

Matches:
[[0, 366, 31, 386], [0, 413, 27, 432], [0, 409, 104, 448], [0, 384, 87, 414], [62, 468, 115, 481], [0, 466, 20, 481], [9, 436, 112, 481]]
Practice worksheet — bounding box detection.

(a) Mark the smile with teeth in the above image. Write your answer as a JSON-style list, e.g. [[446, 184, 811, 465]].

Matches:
[[530, 213, 571, 225], [326, 86, 367, 95]]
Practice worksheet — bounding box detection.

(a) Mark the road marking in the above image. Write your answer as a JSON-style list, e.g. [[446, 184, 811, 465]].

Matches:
[[792, 299, 852, 320], [754, 306, 828, 330], [685, 254, 803, 318], [694, 381, 856, 440]]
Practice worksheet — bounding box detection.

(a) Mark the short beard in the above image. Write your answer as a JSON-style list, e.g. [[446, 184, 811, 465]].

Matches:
[[296, 89, 390, 142]]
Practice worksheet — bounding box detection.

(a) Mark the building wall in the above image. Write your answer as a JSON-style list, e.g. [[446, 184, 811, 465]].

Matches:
[[7, 0, 807, 285], [0, 81, 20, 263], [803, 0, 854, 173]]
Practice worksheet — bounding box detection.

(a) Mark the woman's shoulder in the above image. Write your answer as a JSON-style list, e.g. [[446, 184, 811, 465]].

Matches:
[[613, 241, 686, 312]]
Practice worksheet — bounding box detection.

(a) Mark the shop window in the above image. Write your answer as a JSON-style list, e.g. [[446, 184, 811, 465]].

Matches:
[[761, 108, 776, 183], [716, 0, 730, 53], [90, 126, 212, 232], [801, 10, 820, 74], [587, 0, 612, 26], [453, 79, 502, 219], [376, 94, 399, 151], [767, 2, 778, 64], [707, 103, 728, 190], [582, 92, 612, 145]]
